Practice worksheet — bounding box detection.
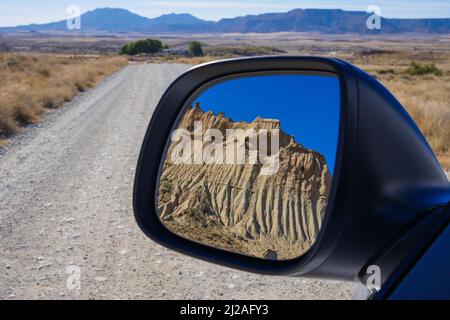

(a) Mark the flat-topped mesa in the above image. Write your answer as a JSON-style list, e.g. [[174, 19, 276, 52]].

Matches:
[[180, 104, 298, 149], [158, 104, 331, 259], [252, 116, 281, 130]]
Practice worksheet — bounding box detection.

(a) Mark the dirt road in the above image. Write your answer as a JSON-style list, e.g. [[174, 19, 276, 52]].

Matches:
[[0, 64, 357, 299]]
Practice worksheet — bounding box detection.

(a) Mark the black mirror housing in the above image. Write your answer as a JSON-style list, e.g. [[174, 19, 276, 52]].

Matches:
[[133, 57, 449, 282]]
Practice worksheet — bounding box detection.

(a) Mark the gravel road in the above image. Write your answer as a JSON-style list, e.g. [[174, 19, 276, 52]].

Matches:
[[0, 64, 357, 300]]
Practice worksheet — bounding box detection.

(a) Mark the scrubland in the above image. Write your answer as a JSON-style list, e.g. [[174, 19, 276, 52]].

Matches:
[[0, 54, 127, 143], [0, 38, 448, 171]]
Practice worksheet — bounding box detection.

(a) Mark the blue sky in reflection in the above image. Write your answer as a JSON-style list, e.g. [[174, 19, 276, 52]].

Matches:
[[195, 74, 340, 174]]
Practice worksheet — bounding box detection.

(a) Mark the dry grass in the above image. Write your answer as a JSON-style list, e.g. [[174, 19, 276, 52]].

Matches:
[[0, 53, 127, 139]]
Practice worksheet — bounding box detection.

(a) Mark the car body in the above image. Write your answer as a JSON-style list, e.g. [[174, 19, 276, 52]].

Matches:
[[133, 57, 450, 299]]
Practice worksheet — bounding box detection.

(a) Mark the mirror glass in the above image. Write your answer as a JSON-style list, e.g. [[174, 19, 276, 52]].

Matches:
[[157, 73, 340, 260]]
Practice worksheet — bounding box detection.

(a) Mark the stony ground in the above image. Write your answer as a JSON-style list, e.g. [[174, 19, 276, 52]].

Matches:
[[0, 64, 357, 300]]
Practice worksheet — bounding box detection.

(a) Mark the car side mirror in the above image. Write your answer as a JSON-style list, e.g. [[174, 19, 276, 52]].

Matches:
[[133, 57, 449, 283]]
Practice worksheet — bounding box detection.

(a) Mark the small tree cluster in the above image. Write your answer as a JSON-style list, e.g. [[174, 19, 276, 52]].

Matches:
[[189, 41, 204, 57], [120, 39, 164, 55]]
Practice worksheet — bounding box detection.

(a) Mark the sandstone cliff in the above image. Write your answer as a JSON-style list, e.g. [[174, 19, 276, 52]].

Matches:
[[158, 104, 331, 260]]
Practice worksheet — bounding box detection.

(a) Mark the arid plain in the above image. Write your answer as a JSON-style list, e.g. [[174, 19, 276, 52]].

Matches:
[[1, 32, 448, 170], [0, 30, 448, 299]]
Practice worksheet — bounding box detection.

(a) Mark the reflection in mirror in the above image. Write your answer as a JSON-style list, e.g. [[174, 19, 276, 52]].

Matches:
[[157, 73, 340, 260]]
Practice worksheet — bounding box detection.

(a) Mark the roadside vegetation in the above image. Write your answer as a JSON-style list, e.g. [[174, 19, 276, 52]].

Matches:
[[188, 41, 204, 57], [120, 38, 164, 55], [0, 54, 127, 143], [405, 61, 443, 76], [120, 38, 204, 57]]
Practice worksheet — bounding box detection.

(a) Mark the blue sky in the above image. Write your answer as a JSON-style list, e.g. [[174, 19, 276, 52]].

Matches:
[[1, 0, 450, 27], [195, 74, 341, 174]]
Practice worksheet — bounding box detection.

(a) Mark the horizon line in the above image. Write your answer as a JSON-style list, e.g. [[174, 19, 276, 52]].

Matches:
[[3, 6, 450, 28]]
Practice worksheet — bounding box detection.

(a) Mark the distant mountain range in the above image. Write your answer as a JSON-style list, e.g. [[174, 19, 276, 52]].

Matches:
[[1, 7, 450, 34]]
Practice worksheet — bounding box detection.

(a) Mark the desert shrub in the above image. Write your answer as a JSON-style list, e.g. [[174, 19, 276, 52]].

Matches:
[[120, 39, 163, 55], [189, 41, 204, 57], [405, 62, 443, 76]]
